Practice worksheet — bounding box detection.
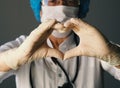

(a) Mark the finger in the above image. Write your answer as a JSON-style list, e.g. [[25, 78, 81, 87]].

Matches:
[[52, 23, 69, 33], [70, 18, 97, 32], [29, 19, 56, 40], [37, 19, 56, 34], [47, 48, 64, 59], [69, 18, 84, 33], [64, 18, 81, 35], [27, 19, 57, 46], [70, 18, 88, 27], [70, 18, 82, 25], [64, 19, 76, 29], [64, 47, 82, 60], [65, 18, 90, 31]]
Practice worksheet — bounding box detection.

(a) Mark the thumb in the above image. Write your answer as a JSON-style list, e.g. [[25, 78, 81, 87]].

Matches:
[[47, 48, 64, 60], [64, 47, 82, 60]]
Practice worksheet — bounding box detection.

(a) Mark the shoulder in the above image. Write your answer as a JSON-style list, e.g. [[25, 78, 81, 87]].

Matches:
[[0, 35, 27, 52]]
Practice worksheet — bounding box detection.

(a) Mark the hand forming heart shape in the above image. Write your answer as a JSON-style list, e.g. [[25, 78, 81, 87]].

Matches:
[[53, 18, 111, 60], [19, 18, 112, 63], [63, 18, 111, 60]]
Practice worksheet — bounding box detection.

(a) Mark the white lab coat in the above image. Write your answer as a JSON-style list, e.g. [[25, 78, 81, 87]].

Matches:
[[0, 34, 120, 88]]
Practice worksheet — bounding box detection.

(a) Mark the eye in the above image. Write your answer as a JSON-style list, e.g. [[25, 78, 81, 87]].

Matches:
[[48, 0, 55, 2], [67, 0, 79, 6], [48, 0, 56, 6], [68, 1, 73, 4]]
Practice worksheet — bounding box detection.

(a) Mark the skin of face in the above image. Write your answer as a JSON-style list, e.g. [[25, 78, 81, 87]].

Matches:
[[47, 0, 79, 6], [40, 0, 79, 48], [40, 0, 79, 14]]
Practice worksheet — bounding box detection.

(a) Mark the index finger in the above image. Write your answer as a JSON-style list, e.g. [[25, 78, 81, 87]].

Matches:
[[36, 19, 57, 34]]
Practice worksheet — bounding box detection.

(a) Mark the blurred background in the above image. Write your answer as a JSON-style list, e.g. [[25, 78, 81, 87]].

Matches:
[[0, 0, 120, 88]]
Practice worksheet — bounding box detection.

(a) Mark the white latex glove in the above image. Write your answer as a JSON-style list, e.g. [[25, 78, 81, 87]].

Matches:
[[64, 18, 120, 67], [2, 19, 63, 70], [64, 18, 112, 60], [18, 19, 64, 63]]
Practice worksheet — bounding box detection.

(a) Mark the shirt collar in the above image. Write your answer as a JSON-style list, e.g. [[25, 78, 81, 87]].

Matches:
[[47, 33, 76, 52], [44, 33, 76, 72]]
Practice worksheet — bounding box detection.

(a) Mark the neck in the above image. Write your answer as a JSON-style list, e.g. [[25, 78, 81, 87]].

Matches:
[[49, 35, 67, 49], [49, 30, 72, 49]]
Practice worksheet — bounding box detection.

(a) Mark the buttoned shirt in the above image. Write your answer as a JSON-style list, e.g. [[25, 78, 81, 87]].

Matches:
[[0, 34, 120, 88]]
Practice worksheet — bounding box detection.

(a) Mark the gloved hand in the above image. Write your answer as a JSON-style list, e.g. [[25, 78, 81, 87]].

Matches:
[[3, 19, 63, 70], [18, 19, 64, 63], [64, 18, 112, 60]]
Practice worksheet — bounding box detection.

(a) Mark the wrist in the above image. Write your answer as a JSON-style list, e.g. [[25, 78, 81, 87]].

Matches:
[[17, 47, 31, 67], [3, 48, 29, 70], [100, 42, 120, 66]]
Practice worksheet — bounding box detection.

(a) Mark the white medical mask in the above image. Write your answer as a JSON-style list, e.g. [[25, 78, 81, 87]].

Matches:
[[41, 6, 78, 22], [41, 6, 79, 38]]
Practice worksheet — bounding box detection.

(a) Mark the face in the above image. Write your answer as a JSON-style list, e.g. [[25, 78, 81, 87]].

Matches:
[[42, 0, 79, 7], [40, 0, 79, 16], [40, 0, 79, 37]]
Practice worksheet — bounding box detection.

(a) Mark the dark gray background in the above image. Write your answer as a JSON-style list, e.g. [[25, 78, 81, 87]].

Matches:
[[0, 0, 120, 88]]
